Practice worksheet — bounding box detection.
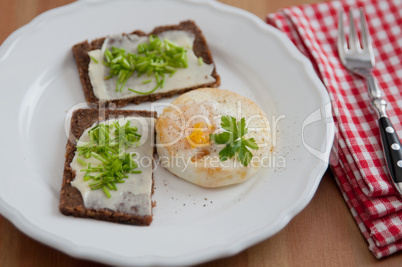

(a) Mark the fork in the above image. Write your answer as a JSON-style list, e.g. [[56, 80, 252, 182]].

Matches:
[[337, 9, 402, 195]]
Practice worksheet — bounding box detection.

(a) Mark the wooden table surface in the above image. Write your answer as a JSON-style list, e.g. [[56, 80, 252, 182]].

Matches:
[[1, 0, 401, 266]]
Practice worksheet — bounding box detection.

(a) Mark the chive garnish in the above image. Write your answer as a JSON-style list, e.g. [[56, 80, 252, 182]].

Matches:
[[128, 86, 159, 95], [91, 56, 99, 63], [90, 56, 99, 64], [102, 35, 189, 94], [198, 57, 203, 66], [77, 157, 87, 167], [91, 152, 110, 164], [76, 120, 142, 198], [102, 187, 111, 198]]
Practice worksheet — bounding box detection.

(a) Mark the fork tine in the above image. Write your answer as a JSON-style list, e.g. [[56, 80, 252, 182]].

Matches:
[[337, 10, 347, 61], [359, 8, 371, 50], [348, 10, 360, 52]]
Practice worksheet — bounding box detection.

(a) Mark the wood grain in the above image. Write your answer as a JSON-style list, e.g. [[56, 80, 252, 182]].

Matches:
[[1, 0, 401, 266]]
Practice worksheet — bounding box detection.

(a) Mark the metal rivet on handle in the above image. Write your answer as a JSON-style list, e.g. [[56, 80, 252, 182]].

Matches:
[[391, 143, 400, 150], [386, 126, 395, 133], [398, 160, 402, 168]]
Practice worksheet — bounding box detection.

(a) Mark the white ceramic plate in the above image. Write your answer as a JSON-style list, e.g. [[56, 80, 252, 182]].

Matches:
[[0, 0, 334, 266]]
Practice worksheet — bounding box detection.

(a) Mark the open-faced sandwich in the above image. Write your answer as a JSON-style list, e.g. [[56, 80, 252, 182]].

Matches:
[[59, 108, 156, 225], [72, 20, 220, 107]]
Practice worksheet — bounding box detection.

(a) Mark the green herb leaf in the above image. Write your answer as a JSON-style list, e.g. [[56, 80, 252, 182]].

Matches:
[[219, 144, 235, 161], [210, 116, 259, 167], [220, 115, 239, 140], [237, 143, 253, 167], [242, 138, 259, 150], [210, 132, 230, 144], [237, 117, 247, 137]]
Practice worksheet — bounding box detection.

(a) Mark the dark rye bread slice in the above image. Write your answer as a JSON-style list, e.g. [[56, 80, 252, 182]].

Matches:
[[59, 108, 157, 226], [72, 20, 221, 107]]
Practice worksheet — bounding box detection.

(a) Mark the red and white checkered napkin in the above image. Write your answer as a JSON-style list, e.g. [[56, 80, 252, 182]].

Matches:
[[267, 0, 402, 258]]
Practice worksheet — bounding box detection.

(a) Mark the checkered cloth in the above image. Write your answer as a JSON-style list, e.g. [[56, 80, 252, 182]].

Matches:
[[267, 0, 402, 259]]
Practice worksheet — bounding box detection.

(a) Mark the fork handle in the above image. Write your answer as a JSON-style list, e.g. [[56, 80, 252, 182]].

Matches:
[[373, 99, 402, 194], [366, 75, 382, 99]]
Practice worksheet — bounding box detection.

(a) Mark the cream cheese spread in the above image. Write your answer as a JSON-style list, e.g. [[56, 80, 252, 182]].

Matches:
[[88, 30, 216, 100], [70, 116, 155, 216]]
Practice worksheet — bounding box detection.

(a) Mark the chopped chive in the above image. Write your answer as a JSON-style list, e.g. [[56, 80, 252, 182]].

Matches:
[[142, 79, 152, 84], [91, 185, 104, 190], [122, 58, 131, 69], [77, 157, 87, 167], [165, 66, 175, 72], [91, 152, 110, 164], [102, 35, 193, 95], [80, 167, 94, 172], [169, 69, 177, 77], [131, 160, 138, 168], [120, 77, 128, 92], [76, 120, 143, 198], [106, 183, 114, 190], [90, 56, 99, 64], [198, 57, 203, 66], [111, 182, 117, 190], [128, 86, 158, 95], [89, 181, 103, 187], [104, 49, 113, 63], [161, 76, 166, 88]]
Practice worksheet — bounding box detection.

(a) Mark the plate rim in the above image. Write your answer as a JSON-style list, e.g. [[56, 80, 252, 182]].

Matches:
[[0, 0, 334, 266]]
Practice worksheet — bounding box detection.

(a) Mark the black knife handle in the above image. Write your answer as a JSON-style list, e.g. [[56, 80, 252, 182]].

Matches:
[[379, 117, 402, 185], [372, 98, 402, 194]]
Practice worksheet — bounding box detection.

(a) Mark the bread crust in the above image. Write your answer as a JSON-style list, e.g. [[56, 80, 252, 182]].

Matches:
[[59, 108, 157, 226], [72, 20, 221, 107]]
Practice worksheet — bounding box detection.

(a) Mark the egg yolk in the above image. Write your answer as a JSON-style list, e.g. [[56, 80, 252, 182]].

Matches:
[[187, 122, 212, 148]]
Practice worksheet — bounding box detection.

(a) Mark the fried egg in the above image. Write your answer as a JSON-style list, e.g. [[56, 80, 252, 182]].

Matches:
[[155, 88, 271, 187]]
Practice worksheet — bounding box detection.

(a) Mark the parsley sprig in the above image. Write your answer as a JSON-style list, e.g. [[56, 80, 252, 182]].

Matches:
[[102, 35, 188, 94], [76, 121, 142, 198], [210, 116, 258, 167]]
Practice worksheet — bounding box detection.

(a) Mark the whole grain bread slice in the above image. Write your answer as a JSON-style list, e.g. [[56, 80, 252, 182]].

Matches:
[[59, 108, 157, 226], [72, 20, 220, 107]]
